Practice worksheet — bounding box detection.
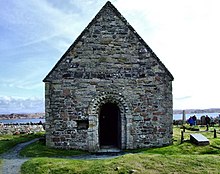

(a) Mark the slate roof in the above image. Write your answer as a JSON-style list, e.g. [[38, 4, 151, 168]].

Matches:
[[43, 1, 174, 82]]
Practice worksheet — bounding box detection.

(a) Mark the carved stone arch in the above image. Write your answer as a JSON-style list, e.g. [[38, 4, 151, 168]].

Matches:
[[88, 92, 131, 116], [87, 92, 132, 152]]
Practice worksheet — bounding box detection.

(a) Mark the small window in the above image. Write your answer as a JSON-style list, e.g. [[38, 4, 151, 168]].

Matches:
[[77, 120, 89, 130]]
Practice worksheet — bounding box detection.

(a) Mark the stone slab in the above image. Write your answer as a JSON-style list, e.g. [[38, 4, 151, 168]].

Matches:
[[190, 133, 210, 146]]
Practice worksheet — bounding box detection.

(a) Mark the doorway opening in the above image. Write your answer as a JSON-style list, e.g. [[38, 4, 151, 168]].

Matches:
[[99, 102, 121, 149]]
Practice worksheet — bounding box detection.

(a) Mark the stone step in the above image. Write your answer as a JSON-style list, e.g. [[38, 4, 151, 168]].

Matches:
[[97, 146, 121, 153]]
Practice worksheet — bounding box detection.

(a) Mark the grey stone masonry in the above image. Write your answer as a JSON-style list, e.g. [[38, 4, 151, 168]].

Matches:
[[43, 1, 174, 152]]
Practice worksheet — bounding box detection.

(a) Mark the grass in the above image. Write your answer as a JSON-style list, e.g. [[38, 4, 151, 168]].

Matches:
[[0, 133, 44, 172], [20, 140, 88, 157], [21, 154, 220, 174], [18, 126, 220, 173], [0, 133, 44, 154], [135, 126, 220, 155]]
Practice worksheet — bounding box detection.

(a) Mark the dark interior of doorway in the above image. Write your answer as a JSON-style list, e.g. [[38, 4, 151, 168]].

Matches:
[[99, 102, 121, 148]]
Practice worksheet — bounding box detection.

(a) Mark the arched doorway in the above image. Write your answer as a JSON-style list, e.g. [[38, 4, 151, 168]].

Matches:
[[99, 102, 121, 149]]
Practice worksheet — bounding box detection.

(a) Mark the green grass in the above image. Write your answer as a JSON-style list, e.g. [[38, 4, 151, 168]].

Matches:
[[20, 140, 88, 157], [20, 126, 220, 173], [21, 154, 220, 174], [0, 133, 44, 154], [139, 126, 220, 155]]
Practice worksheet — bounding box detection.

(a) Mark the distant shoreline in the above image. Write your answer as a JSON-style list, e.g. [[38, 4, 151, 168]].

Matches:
[[0, 113, 45, 120], [174, 108, 220, 114], [0, 109, 220, 120]]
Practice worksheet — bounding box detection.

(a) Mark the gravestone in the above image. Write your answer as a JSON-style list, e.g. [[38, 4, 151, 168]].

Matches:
[[190, 134, 209, 146], [201, 116, 206, 125]]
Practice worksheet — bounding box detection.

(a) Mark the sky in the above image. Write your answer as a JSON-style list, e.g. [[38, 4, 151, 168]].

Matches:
[[0, 0, 220, 113]]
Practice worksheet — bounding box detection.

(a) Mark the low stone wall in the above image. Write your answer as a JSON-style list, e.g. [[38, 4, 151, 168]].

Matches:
[[0, 124, 45, 135]]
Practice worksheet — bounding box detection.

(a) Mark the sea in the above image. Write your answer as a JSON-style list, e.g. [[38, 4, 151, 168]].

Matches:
[[0, 113, 219, 124], [173, 113, 219, 120], [0, 118, 45, 124]]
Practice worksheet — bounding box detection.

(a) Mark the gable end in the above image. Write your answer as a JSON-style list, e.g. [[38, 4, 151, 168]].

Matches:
[[43, 1, 173, 82]]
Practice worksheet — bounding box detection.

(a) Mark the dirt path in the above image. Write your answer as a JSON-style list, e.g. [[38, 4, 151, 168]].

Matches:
[[1, 138, 39, 174], [0, 138, 124, 174]]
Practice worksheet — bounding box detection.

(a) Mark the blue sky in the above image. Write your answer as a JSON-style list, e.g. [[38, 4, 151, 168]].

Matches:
[[0, 0, 220, 113]]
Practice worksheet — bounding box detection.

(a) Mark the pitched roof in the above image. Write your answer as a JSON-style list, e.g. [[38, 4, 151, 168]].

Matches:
[[43, 1, 174, 82]]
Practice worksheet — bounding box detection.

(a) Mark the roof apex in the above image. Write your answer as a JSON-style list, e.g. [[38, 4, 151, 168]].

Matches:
[[43, 1, 174, 82]]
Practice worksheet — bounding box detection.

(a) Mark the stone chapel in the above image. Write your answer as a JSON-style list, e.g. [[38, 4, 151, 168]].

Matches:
[[43, 1, 174, 152]]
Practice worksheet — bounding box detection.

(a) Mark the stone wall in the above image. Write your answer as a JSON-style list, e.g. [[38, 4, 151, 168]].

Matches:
[[0, 124, 45, 135], [44, 2, 173, 152]]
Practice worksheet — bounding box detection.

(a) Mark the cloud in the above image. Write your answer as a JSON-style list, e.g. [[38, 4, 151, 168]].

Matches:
[[0, 0, 78, 51], [0, 0, 220, 112], [122, 0, 220, 110], [0, 96, 44, 114]]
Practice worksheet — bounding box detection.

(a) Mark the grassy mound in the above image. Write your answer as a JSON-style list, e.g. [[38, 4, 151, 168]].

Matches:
[[19, 126, 220, 173]]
